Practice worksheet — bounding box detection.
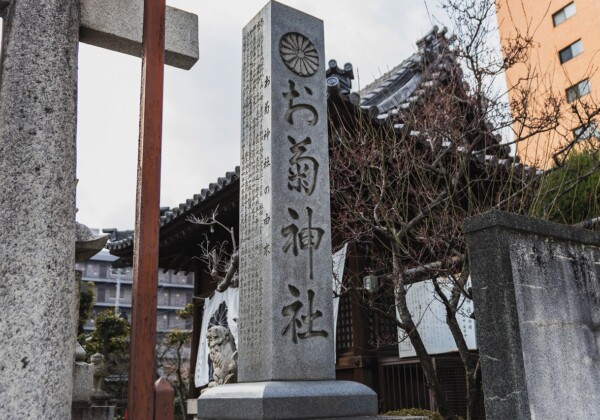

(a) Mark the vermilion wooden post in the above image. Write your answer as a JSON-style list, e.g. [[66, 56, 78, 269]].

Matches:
[[154, 377, 175, 420], [128, 0, 166, 418]]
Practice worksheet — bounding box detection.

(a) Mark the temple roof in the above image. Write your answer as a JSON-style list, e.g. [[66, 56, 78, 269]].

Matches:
[[359, 26, 453, 117], [106, 167, 240, 271], [107, 167, 239, 252], [326, 26, 515, 160], [107, 27, 537, 270], [327, 27, 457, 119]]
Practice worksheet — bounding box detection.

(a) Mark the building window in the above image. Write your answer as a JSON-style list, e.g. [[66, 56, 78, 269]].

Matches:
[[573, 121, 599, 141], [559, 39, 583, 64], [108, 267, 127, 279], [171, 313, 185, 329], [566, 79, 591, 102], [553, 2, 576, 26], [122, 287, 132, 303], [113, 267, 133, 280], [86, 264, 100, 278], [157, 313, 169, 330], [99, 264, 109, 278], [171, 292, 186, 307], [158, 290, 169, 305], [96, 286, 106, 303]]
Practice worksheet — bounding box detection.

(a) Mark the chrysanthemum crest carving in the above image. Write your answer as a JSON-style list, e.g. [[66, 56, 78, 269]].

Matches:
[[279, 32, 319, 77]]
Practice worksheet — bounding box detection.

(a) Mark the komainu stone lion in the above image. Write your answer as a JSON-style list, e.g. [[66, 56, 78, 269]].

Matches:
[[90, 353, 110, 401], [207, 325, 238, 387]]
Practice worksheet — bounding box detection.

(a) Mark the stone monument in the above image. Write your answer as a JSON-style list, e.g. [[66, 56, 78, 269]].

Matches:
[[0, 1, 197, 418], [465, 210, 600, 420], [198, 2, 377, 418]]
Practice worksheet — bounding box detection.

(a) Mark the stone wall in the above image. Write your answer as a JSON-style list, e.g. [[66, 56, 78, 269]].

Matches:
[[465, 210, 600, 420]]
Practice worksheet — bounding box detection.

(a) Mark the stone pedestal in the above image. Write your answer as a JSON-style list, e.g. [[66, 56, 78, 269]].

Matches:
[[188, 398, 200, 420], [199, 381, 377, 420], [73, 359, 95, 404], [72, 405, 115, 420]]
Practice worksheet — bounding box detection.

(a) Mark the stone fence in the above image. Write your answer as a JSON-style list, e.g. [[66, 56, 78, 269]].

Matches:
[[465, 210, 600, 420]]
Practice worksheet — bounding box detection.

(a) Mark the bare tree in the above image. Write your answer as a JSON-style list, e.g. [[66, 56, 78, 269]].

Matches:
[[328, 1, 600, 419], [188, 208, 239, 293]]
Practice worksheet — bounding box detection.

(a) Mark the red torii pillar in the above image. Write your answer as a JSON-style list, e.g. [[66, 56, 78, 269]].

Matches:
[[128, 0, 166, 418]]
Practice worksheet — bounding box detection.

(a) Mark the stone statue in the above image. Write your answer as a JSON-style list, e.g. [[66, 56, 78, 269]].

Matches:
[[207, 326, 238, 387], [91, 353, 109, 400]]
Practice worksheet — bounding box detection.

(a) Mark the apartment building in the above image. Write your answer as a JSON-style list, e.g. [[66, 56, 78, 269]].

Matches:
[[496, 0, 600, 166], [76, 249, 193, 333]]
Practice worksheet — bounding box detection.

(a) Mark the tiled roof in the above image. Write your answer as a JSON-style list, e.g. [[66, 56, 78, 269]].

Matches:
[[106, 167, 240, 251], [326, 26, 539, 173], [327, 26, 518, 162], [327, 26, 457, 122], [158, 167, 239, 226], [107, 26, 539, 257], [359, 27, 454, 118]]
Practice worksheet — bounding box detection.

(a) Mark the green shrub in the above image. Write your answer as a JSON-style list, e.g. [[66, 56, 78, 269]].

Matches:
[[533, 150, 600, 227], [84, 308, 130, 360]]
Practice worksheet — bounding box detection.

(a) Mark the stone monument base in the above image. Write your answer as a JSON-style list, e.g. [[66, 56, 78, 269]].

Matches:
[[197, 380, 378, 419], [72, 405, 115, 420], [72, 360, 94, 404]]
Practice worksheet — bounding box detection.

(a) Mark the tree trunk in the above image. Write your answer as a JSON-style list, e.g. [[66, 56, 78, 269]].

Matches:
[[175, 342, 187, 418], [396, 288, 457, 419], [392, 251, 457, 420], [431, 273, 482, 420], [466, 362, 482, 420]]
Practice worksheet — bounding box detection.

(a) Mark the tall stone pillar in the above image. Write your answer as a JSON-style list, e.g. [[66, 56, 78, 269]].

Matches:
[[0, 1, 80, 418], [198, 2, 377, 418]]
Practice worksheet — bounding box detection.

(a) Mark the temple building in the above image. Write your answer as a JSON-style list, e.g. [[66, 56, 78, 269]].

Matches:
[[106, 27, 532, 417]]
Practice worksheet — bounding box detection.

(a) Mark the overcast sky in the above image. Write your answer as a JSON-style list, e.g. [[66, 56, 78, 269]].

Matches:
[[76, 0, 441, 230]]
